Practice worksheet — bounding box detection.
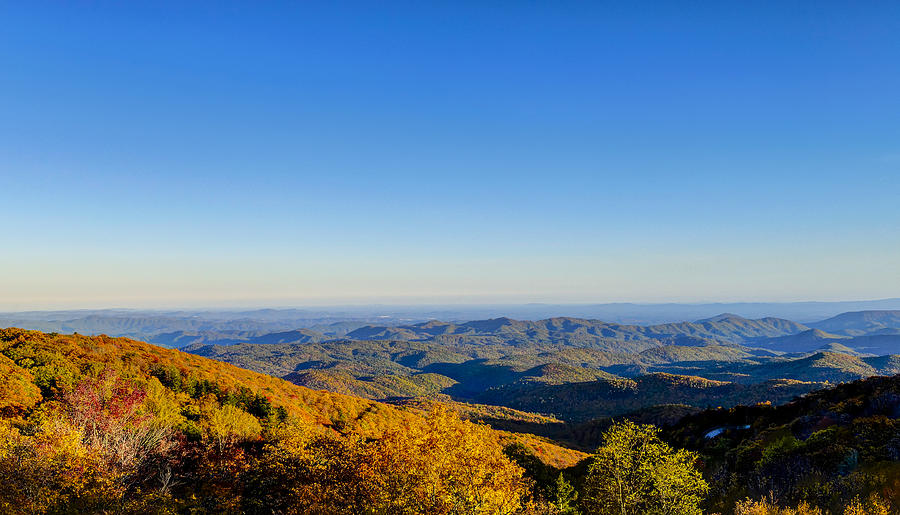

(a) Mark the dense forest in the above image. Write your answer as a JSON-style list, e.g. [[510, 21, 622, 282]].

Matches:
[[1, 327, 899, 513], [666, 374, 900, 513]]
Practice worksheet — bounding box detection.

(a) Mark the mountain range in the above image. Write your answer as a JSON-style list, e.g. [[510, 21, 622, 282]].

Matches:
[[3, 302, 899, 342], [173, 310, 900, 427], [165, 310, 900, 350], [4, 309, 898, 429]]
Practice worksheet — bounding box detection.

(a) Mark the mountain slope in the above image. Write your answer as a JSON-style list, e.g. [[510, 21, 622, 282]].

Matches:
[[838, 334, 900, 355], [733, 351, 887, 383], [0, 328, 556, 513], [809, 310, 900, 336], [0, 328, 581, 465], [644, 350, 900, 385], [475, 372, 820, 423], [666, 373, 900, 512], [756, 328, 851, 353], [0, 327, 412, 435]]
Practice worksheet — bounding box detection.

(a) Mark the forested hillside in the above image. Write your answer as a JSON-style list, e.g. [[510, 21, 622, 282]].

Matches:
[[0, 328, 561, 513], [810, 311, 900, 336], [665, 373, 900, 513], [475, 373, 820, 423], [341, 314, 810, 348]]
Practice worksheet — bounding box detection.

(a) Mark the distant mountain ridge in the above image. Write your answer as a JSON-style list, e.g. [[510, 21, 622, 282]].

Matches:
[[343, 314, 810, 350], [809, 310, 900, 336], [755, 327, 900, 355], [337, 312, 899, 357], [4, 300, 900, 342], [755, 328, 851, 353], [149, 312, 900, 355]]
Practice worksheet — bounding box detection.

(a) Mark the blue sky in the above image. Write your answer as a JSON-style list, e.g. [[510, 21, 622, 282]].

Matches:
[[1, 2, 898, 308]]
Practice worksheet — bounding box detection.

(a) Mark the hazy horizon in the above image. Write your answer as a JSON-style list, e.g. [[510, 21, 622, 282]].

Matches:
[[3, 296, 900, 314]]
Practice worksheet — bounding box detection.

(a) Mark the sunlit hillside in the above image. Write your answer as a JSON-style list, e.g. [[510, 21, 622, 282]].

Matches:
[[0, 328, 564, 513]]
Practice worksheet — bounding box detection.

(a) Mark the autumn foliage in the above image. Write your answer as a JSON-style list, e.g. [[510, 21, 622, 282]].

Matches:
[[4, 328, 889, 514], [0, 328, 531, 513]]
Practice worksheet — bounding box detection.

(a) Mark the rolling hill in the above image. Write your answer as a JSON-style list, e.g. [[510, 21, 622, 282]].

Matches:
[[343, 314, 810, 349], [0, 328, 413, 435], [755, 328, 851, 353], [725, 351, 900, 383], [474, 372, 820, 423], [809, 310, 900, 336]]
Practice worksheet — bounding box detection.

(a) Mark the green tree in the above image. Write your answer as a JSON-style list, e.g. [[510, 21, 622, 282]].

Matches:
[[582, 420, 708, 515], [551, 473, 579, 514]]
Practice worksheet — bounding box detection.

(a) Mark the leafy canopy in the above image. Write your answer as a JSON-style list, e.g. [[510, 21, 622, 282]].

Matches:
[[582, 420, 708, 515]]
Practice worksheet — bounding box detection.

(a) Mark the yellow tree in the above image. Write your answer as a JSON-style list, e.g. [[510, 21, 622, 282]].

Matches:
[[843, 495, 891, 515], [249, 409, 530, 514], [369, 407, 530, 514], [205, 403, 262, 450], [246, 424, 378, 514], [0, 418, 125, 513], [582, 420, 708, 515], [733, 498, 824, 515]]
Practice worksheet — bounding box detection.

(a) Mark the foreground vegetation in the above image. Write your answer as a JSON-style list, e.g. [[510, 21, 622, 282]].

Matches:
[[666, 375, 900, 513], [0, 329, 533, 513]]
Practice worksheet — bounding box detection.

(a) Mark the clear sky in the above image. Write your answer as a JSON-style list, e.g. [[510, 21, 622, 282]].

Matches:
[[1, 2, 898, 309]]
